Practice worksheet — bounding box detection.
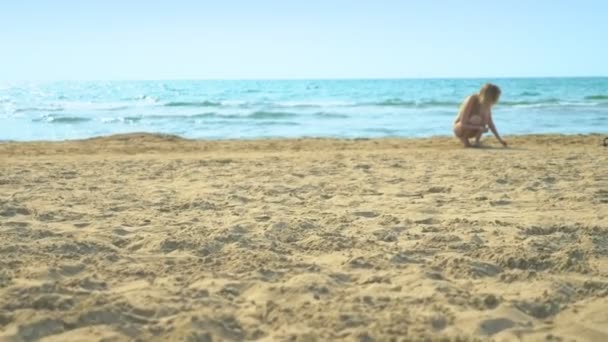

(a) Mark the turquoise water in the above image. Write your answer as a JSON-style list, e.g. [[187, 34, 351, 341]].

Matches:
[[1, 78, 607, 141]]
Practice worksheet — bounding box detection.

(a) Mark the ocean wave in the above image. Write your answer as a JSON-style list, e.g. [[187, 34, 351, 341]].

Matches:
[[164, 101, 222, 107], [177, 111, 298, 119], [367, 98, 595, 108], [499, 99, 561, 106], [93, 111, 350, 123], [106, 106, 130, 111], [417, 100, 462, 107], [173, 111, 297, 119], [67, 103, 136, 112], [363, 99, 469, 108], [101, 113, 216, 122], [499, 100, 601, 108], [33, 115, 92, 124], [247, 111, 298, 119], [105, 111, 347, 122], [100, 116, 143, 123], [139, 97, 607, 110], [98, 111, 299, 122], [121, 95, 160, 102], [265, 98, 604, 109], [585, 95, 608, 100], [314, 112, 350, 119], [16, 103, 139, 114], [275, 103, 324, 109], [519, 91, 541, 97], [161, 99, 460, 109], [273, 101, 355, 108], [253, 121, 301, 126], [363, 127, 400, 135], [373, 99, 418, 107], [358, 99, 462, 108], [15, 106, 64, 113]]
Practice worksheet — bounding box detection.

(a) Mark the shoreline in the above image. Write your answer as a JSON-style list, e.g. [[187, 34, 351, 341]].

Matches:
[[0, 132, 604, 157]]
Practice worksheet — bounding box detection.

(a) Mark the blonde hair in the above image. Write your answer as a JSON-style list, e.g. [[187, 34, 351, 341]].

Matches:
[[479, 83, 501, 104]]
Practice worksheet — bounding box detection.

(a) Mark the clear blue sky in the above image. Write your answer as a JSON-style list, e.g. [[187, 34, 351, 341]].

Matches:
[[1, 0, 606, 80]]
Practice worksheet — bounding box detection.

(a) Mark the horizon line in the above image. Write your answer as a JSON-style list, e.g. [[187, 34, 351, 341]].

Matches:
[[2, 75, 608, 83]]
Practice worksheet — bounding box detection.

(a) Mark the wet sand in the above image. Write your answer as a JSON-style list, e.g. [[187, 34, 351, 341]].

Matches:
[[1, 133, 607, 341]]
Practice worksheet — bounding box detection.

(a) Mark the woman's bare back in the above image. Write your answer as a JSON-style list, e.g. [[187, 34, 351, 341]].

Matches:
[[454, 94, 489, 126]]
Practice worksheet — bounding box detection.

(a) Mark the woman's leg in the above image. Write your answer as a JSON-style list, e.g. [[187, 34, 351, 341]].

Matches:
[[454, 124, 473, 147], [473, 130, 483, 146], [459, 115, 483, 147]]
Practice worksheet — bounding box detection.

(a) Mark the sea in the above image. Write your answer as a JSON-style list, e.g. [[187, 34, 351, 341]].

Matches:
[[0, 78, 607, 141]]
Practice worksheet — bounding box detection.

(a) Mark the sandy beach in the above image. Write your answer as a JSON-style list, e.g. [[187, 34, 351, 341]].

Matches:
[[0, 133, 607, 341]]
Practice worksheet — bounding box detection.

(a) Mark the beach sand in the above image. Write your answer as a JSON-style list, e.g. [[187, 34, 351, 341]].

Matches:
[[0, 133, 607, 341]]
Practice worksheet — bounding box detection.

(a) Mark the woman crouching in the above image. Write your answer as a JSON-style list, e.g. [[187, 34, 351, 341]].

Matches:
[[454, 83, 507, 148]]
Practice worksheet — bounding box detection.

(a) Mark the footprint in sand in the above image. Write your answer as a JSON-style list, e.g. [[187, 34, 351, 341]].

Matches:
[[373, 229, 398, 242], [4, 221, 30, 228], [56, 262, 86, 277], [490, 200, 511, 206], [354, 164, 371, 171], [390, 252, 422, 265], [347, 256, 375, 269], [427, 186, 451, 194], [0, 205, 31, 217], [8, 318, 65, 341], [542, 176, 557, 184], [514, 300, 562, 319], [595, 189, 608, 203], [254, 215, 271, 222], [112, 227, 132, 236], [415, 217, 438, 225], [478, 318, 516, 336], [353, 211, 379, 218]]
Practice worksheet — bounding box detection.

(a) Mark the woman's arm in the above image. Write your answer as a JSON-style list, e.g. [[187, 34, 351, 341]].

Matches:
[[458, 95, 485, 130], [488, 113, 507, 146]]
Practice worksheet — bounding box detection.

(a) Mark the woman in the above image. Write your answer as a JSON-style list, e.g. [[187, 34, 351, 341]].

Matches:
[[454, 83, 507, 148]]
